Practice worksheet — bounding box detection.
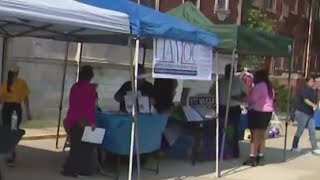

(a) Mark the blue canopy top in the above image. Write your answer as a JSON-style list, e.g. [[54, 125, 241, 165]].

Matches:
[[79, 0, 219, 47]]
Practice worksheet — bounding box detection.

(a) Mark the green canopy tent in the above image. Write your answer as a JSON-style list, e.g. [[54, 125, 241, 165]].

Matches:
[[168, 2, 292, 57], [168, 2, 293, 178]]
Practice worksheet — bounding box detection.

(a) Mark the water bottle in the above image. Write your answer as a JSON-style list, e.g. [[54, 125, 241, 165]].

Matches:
[[11, 111, 18, 130]]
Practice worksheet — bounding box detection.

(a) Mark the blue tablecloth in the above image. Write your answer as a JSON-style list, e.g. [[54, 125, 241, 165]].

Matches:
[[314, 110, 320, 128], [97, 112, 168, 155]]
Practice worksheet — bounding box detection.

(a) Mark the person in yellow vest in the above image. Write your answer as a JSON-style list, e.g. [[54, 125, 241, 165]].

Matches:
[[0, 64, 31, 167]]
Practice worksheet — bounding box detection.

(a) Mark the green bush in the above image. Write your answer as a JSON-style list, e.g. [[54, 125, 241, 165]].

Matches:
[[272, 79, 289, 113]]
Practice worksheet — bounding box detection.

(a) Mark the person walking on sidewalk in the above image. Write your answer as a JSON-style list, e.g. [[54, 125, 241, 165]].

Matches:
[[291, 76, 320, 155], [0, 64, 32, 167]]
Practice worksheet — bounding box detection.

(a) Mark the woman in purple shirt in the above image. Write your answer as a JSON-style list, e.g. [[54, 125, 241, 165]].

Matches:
[[62, 65, 98, 177], [243, 70, 275, 167]]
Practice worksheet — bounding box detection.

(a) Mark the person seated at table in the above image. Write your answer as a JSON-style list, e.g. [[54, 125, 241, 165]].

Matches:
[[62, 65, 98, 178], [209, 64, 247, 158], [114, 64, 153, 113], [153, 78, 178, 114]]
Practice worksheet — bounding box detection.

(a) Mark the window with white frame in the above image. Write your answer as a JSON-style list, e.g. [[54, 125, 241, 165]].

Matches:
[[184, 0, 197, 5], [290, 0, 298, 14], [218, 0, 226, 8], [183, 0, 200, 8], [318, 3, 320, 21], [140, 0, 156, 8], [303, 1, 310, 18], [264, 0, 275, 11]]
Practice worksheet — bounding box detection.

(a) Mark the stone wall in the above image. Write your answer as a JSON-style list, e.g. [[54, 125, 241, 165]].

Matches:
[[0, 38, 182, 120], [0, 37, 235, 121]]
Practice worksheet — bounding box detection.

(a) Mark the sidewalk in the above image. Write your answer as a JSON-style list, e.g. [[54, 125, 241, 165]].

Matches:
[[6, 126, 320, 180], [23, 127, 66, 140]]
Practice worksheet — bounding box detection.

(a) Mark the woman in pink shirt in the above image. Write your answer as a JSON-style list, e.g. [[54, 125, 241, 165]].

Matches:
[[243, 70, 274, 167], [62, 65, 98, 177]]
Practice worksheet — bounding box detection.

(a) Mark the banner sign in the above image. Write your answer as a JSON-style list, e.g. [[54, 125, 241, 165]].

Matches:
[[152, 38, 213, 80], [189, 96, 215, 109]]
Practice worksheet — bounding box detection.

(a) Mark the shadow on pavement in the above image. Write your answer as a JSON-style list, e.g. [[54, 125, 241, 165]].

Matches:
[[220, 140, 308, 177], [0, 138, 309, 180]]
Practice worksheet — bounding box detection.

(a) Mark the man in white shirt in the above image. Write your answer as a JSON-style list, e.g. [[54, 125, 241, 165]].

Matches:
[[209, 64, 247, 158]]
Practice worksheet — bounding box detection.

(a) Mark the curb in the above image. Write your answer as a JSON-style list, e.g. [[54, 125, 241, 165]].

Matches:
[[22, 133, 67, 140]]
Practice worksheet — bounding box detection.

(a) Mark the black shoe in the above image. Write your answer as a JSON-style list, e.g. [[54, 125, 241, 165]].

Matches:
[[256, 156, 265, 166], [6, 158, 15, 168], [78, 172, 93, 176], [242, 156, 257, 167], [60, 170, 78, 178]]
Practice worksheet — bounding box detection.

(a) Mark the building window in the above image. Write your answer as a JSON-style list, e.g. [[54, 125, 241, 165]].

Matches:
[[140, 0, 156, 8], [218, 0, 226, 8], [184, 0, 200, 8], [184, 0, 197, 5], [303, 1, 310, 18], [290, 0, 297, 14], [317, 3, 320, 21], [265, 0, 275, 10]]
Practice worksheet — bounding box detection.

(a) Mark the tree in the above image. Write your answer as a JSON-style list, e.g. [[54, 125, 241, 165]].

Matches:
[[241, 0, 276, 70]]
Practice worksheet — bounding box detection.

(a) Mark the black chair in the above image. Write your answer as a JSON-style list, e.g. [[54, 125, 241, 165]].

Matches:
[[0, 128, 25, 180]]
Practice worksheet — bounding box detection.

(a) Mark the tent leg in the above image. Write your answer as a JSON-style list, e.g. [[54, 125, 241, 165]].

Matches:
[[142, 46, 146, 67], [1, 37, 8, 83], [283, 42, 294, 161], [218, 49, 236, 177], [55, 42, 70, 149], [76, 43, 84, 81], [215, 52, 220, 178], [134, 39, 141, 180], [128, 38, 141, 180]]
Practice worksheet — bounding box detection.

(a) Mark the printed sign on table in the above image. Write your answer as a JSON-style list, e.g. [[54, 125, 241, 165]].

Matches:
[[153, 38, 213, 80]]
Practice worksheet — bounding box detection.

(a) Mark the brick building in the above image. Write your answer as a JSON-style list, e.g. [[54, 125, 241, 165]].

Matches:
[[135, 0, 242, 24], [133, 0, 320, 78], [253, 0, 320, 78]]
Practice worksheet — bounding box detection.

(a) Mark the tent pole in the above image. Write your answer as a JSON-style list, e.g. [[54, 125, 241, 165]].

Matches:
[[134, 40, 141, 180], [218, 49, 236, 177], [142, 46, 146, 67], [76, 42, 84, 81], [128, 38, 135, 180], [1, 37, 8, 83], [55, 42, 70, 149], [283, 41, 294, 161], [215, 51, 220, 178], [128, 38, 141, 180]]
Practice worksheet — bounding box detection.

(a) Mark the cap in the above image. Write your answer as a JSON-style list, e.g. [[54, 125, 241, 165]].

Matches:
[[9, 64, 20, 72]]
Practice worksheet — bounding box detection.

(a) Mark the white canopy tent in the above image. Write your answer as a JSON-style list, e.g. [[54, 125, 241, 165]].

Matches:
[[0, 0, 130, 40], [0, 0, 131, 148]]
